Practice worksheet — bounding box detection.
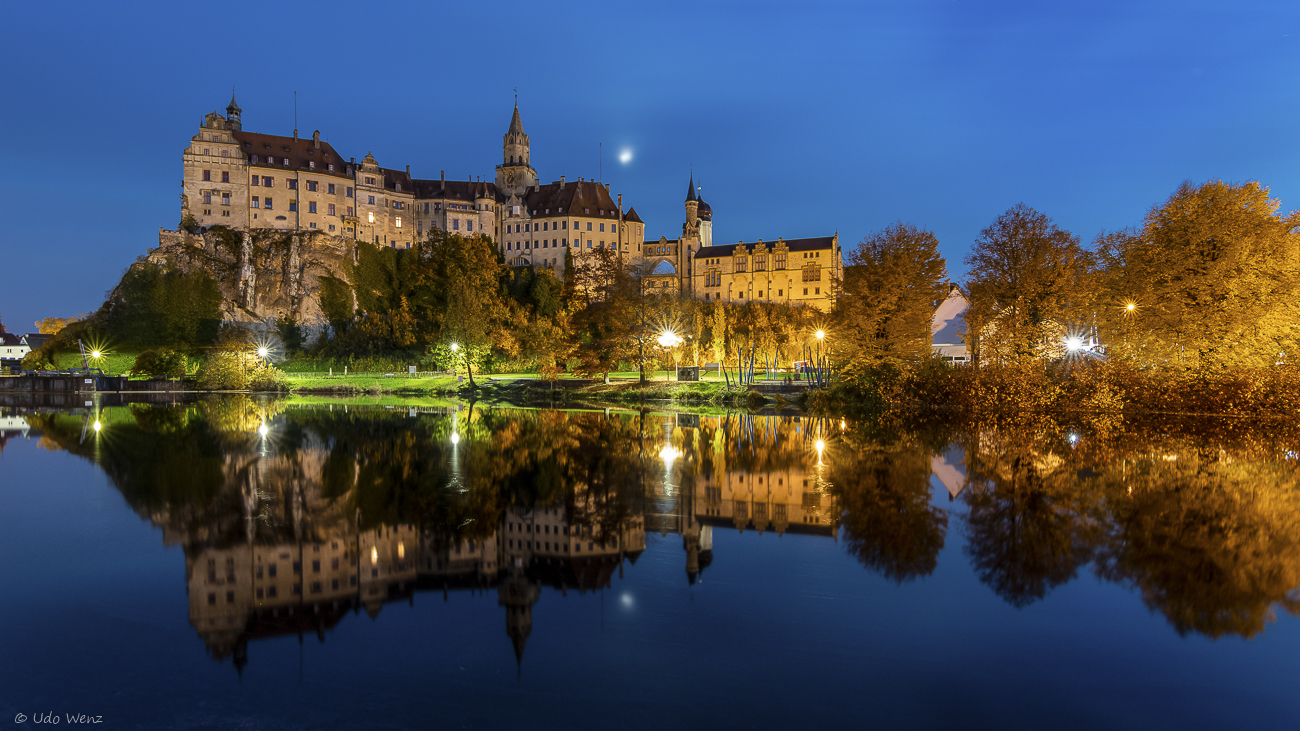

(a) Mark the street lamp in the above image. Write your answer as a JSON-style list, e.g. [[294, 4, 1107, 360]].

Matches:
[[657, 330, 682, 380], [1065, 337, 1084, 353], [257, 346, 269, 359]]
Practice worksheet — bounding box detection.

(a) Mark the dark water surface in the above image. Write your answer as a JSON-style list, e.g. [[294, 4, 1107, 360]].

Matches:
[[1, 397, 1298, 730]]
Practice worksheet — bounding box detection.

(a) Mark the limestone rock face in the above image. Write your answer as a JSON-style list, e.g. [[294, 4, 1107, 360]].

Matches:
[[148, 227, 357, 329]]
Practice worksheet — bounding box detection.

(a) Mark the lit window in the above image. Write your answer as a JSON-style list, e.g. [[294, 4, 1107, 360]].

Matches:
[[396, 216, 402, 228], [367, 211, 374, 223]]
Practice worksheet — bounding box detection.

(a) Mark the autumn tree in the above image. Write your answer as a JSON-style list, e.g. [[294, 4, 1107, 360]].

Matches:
[[1095, 181, 1300, 369], [414, 230, 509, 387], [965, 204, 1093, 364], [833, 222, 948, 382]]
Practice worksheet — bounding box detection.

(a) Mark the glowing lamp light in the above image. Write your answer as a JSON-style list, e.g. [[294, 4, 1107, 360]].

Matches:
[[659, 444, 680, 468], [450, 342, 459, 352], [657, 330, 681, 348], [258, 422, 269, 438], [1065, 337, 1084, 353], [451, 431, 460, 445], [93, 420, 102, 432], [257, 346, 269, 359], [397, 541, 405, 559], [815, 331, 825, 340], [815, 439, 825, 453], [370, 546, 378, 565], [1125, 303, 1136, 312], [91, 350, 102, 359]]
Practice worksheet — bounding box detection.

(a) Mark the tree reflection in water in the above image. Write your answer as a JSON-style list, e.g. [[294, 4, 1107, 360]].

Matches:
[[21, 398, 1300, 668]]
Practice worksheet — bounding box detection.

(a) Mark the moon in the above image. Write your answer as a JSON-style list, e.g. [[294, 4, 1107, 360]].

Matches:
[[618, 147, 633, 164]]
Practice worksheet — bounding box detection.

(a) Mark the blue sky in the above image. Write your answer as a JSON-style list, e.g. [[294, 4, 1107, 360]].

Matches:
[[2, 0, 1298, 332]]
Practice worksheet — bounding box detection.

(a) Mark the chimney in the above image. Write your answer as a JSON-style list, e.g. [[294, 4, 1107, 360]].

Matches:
[[350, 157, 356, 165], [406, 164, 410, 175], [560, 175, 565, 188], [605, 183, 610, 191], [441, 170, 445, 190], [312, 130, 320, 149], [293, 129, 298, 140]]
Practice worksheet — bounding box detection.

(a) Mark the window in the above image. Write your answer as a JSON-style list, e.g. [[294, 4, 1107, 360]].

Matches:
[[395, 216, 402, 228], [308, 201, 317, 213], [222, 192, 230, 205], [525, 223, 530, 232], [265, 198, 273, 210], [816, 287, 821, 294], [735, 257, 747, 272], [328, 164, 334, 172], [775, 253, 787, 269], [755, 255, 767, 270], [221, 150, 228, 158], [467, 221, 473, 231], [309, 161, 315, 170], [251, 155, 259, 163], [368, 196, 376, 205], [251, 196, 259, 208], [221, 171, 229, 183], [307, 180, 318, 192], [328, 183, 335, 194], [268, 563, 277, 577], [347, 206, 354, 216], [778, 289, 783, 296], [802, 264, 821, 282], [211, 135, 218, 142], [289, 201, 297, 212], [453, 219, 459, 230], [586, 222, 592, 231], [203, 191, 212, 205], [263, 176, 273, 187], [251, 176, 259, 187], [328, 203, 336, 215], [599, 223, 605, 232], [203, 148, 210, 155], [804, 288, 809, 295], [346, 186, 354, 198], [367, 211, 374, 223], [562, 221, 568, 229], [365, 176, 375, 185], [202, 170, 211, 181], [282, 158, 289, 167], [287, 179, 298, 190]]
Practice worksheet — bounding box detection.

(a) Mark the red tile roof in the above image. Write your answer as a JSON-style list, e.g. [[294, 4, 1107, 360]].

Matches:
[[233, 131, 351, 179]]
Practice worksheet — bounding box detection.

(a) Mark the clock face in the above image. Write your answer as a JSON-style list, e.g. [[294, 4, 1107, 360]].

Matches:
[[507, 174, 515, 187]]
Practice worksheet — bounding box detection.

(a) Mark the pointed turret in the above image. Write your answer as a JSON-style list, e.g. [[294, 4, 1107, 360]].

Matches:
[[685, 174, 697, 202], [226, 90, 242, 131], [508, 102, 525, 136]]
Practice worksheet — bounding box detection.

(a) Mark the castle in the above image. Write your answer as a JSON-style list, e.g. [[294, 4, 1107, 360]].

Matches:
[[181, 95, 842, 310]]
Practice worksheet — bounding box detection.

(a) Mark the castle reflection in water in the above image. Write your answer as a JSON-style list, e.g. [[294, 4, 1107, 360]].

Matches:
[[16, 397, 1300, 673], [18, 401, 855, 672]]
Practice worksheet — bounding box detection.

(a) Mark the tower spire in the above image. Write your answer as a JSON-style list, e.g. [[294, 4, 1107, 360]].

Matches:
[[685, 172, 697, 202]]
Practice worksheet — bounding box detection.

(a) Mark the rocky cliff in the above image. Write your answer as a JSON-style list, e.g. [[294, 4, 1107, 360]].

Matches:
[[142, 227, 358, 334]]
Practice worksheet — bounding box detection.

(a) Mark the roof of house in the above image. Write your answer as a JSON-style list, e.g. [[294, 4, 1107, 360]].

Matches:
[[624, 206, 643, 223], [649, 260, 678, 276], [1, 333, 25, 346], [692, 236, 837, 258], [233, 131, 351, 179], [410, 178, 498, 203], [931, 285, 969, 346], [520, 180, 620, 218]]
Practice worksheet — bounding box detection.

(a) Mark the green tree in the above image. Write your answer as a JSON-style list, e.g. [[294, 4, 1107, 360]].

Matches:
[[965, 204, 1092, 364], [1095, 180, 1300, 368]]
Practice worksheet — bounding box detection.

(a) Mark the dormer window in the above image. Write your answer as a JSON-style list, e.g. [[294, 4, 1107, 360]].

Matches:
[[282, 158, 289, 167], [211, 135, 219, 141], [396, 183, 401, 192], [251, 155, 258, 164], [328, 164, 334, 172], [584, 208, 589, 214], [309, 161, 315, 170]]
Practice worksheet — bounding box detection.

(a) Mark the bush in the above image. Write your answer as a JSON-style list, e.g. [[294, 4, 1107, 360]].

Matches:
[[131, 348, 188, 378], [196, 350, 286, 391], [20, 349, 55, 371]]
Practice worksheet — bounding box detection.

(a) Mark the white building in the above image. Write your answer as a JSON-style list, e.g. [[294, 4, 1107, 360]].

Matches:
[[931, 285, 970, 363]]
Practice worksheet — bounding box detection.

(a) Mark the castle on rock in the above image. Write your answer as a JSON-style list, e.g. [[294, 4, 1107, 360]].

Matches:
[[179, 95, 841, 310]]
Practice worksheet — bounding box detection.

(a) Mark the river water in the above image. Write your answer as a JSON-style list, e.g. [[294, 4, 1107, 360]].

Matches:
[[1, 396, 1297, 729]]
